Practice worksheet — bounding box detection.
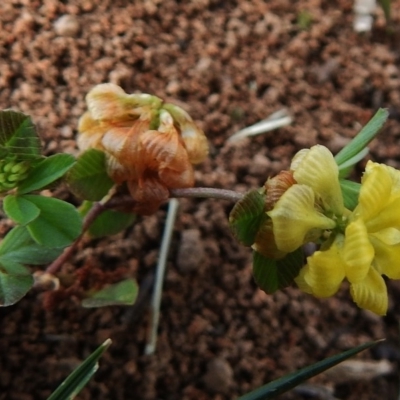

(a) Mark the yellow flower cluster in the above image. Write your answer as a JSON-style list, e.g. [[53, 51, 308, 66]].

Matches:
[[77, 83, 208, 215], [265, 145, 400, 315]]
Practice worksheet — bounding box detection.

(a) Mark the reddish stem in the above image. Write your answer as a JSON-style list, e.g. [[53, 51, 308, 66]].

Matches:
[[46, 202, 106, 274]]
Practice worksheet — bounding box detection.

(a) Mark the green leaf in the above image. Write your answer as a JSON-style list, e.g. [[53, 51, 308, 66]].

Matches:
[[0, 259, 33, 306], [335, 108, 389, 166], [17, 154, 76, 194], [239, 340, 380, 400], [340, 179, 361, 211], [253, 248, 303, 294], [0, 110, 41, 159], [3, 194, 40, 225], [67, 149, 114, 201], [24, 195, 82, 248], [82, 279, 138, 308], [88, 209, 136, 238], [229, 189, 266, 246], [47, 339, 111, 400], [338, 147, 369, 179], [0, 226, 62, 265]]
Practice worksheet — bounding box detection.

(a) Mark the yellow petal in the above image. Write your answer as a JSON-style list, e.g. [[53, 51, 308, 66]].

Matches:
[[355, 161, 392, 221], [350, 267, 388, 315], [384, 162, 400, 197], [365, 197, 400, 232], [267, 184, 336, 253], [369, 234, 400, 279], [294, 265, 314, 294], [302, 235, 346, 297], [372, 227, 400, 245], [343, 219, 374, 283], [292, 145, 344, 215]]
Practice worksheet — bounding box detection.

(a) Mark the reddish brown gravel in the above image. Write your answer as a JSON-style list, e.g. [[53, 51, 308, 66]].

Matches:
[[1, 1, 400, 399]]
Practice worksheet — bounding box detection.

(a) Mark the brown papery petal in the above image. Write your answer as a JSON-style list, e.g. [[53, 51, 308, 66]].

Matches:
[[264, 171, 296, 210], [86, 83, 130, 121], [181, 124, 209, 164], [127, 173, 169, 215]]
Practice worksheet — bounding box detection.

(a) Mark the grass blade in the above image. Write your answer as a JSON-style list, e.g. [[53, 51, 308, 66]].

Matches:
[[47, 339, 111, 400], [239, 340, 381, 400]]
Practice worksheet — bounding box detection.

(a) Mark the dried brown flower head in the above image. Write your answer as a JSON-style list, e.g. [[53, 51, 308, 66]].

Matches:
[[78, 83, 208, 214]]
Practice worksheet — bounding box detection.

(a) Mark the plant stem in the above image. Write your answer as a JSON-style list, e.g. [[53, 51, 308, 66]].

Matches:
[[45, 186, 243, 275], [170, 187, 244, 202], [46, 202, 106, 275]]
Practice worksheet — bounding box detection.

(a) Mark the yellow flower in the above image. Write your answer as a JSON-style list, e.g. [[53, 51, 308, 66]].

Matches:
[[291, 144, 344, 215], [295, 230, 388, 316], [267, 184, 336, 253], [77, 83, 208, 215], [353, 161, 400, 279], [296, 161, 400, 315], [267, 145, 343, 253]]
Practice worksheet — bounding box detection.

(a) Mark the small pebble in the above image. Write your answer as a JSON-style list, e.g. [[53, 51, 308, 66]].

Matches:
[[176, 229, 205, 272], [203, 357, 234, 394], [54, 15, 80, 37]]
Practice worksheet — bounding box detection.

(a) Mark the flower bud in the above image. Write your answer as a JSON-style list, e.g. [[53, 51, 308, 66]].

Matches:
[[0, 157, 31, 191]]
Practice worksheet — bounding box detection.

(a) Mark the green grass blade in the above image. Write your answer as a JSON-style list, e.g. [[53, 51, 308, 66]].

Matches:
[[239, 340, 380, 400], [47, 339, 111, 400], [335, 109, 388, 166]]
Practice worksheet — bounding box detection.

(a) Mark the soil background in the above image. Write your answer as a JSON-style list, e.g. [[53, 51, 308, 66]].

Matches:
[[1, 1, 400, 399]]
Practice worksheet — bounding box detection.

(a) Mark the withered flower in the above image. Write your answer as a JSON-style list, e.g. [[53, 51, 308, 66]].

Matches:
[[78, 83, 208, 215]]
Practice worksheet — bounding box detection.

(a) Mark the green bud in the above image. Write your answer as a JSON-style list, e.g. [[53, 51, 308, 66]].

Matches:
[[7, 174, 21, 182], [0, 181, 17, 189], [11, 161, 29, 175], [3, 161, 17, 173], [17, 172, 29, 182]]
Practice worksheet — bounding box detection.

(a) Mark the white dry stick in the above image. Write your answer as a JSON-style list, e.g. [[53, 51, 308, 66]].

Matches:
[[226, 108, 292, 144], [145, 198, 180, 355], [353, 0, 377, 32]]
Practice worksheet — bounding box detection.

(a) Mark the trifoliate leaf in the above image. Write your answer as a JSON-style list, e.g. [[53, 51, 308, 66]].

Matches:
[[67, 149, 114, 201], [229, 189, 266, 246], [253, 248, 303, 294], [0, 259, 33, 306], [0, 226, 62, 265], [82, 279, 138, 308], [24, 195, 82, 248], [3, 194, 40, 225], [17, 153, 76, 194], [0, 110, 41, 159]]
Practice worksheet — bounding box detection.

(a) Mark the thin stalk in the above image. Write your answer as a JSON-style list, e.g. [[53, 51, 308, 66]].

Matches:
[[145, 198, 179, 355], [46, 187, 243, 275], [170, 187, 244, 202]]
